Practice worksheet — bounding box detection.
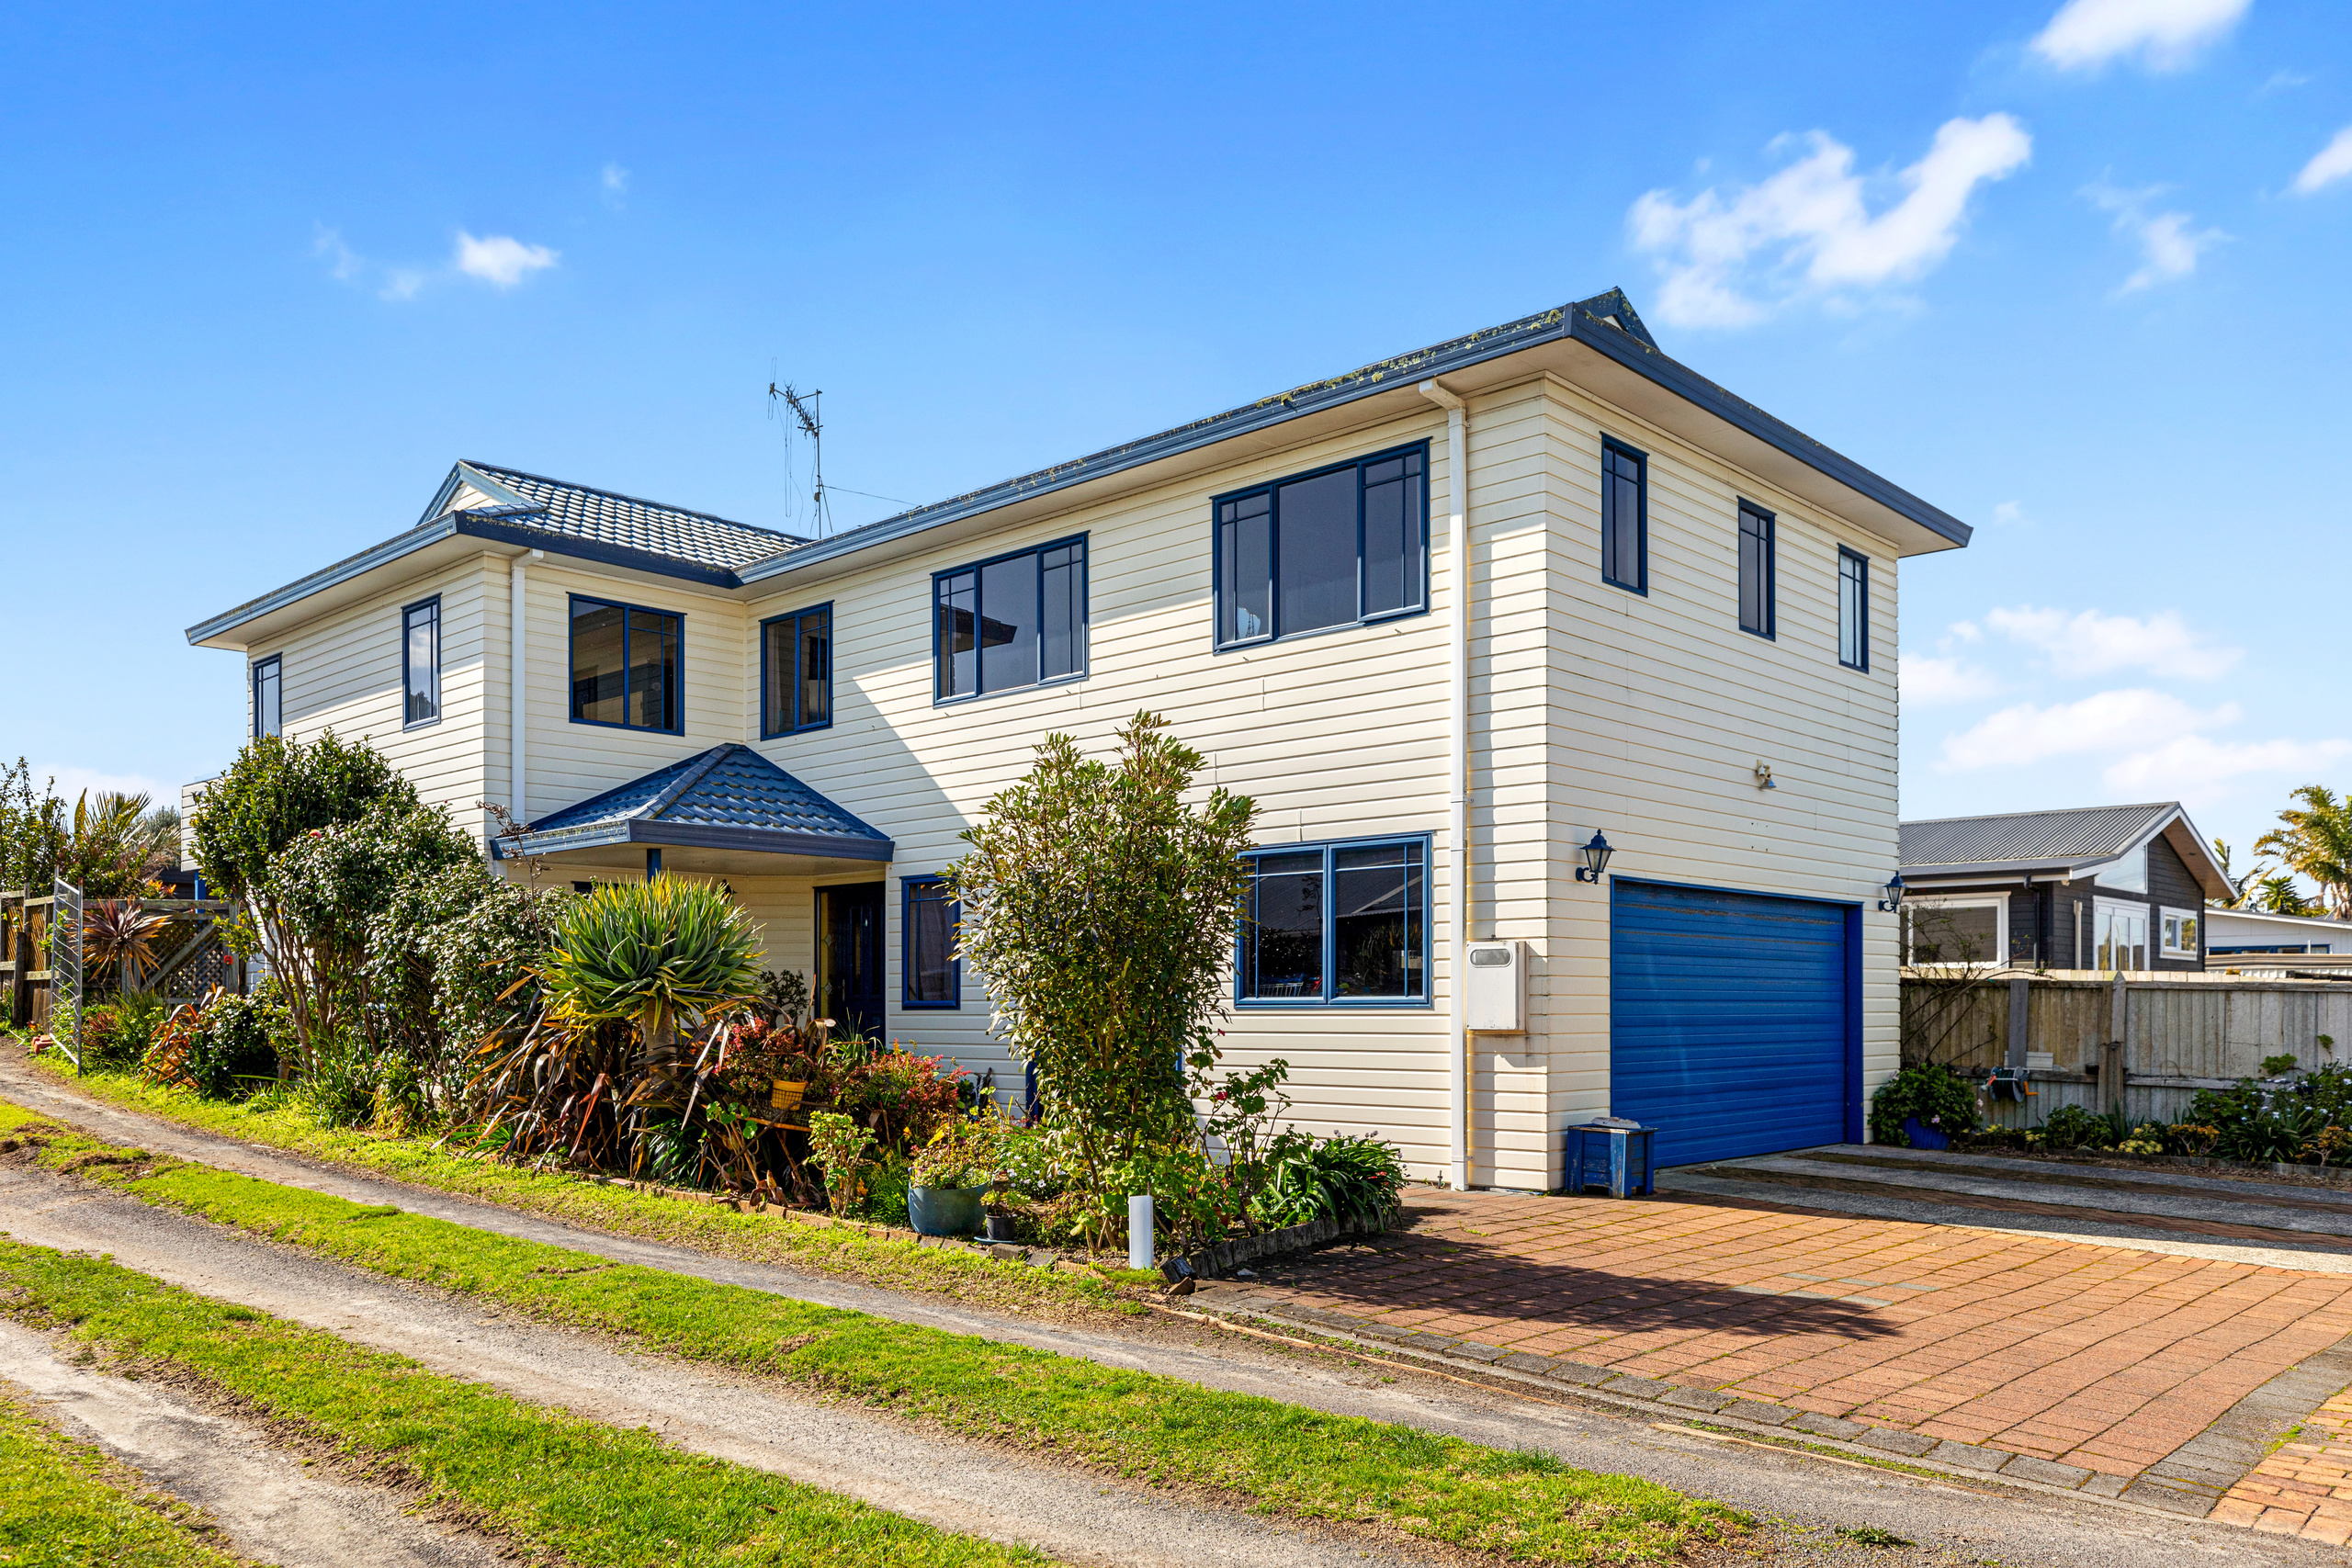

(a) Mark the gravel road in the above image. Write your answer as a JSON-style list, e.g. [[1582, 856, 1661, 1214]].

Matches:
[[2, 1060, 2335, 1567]]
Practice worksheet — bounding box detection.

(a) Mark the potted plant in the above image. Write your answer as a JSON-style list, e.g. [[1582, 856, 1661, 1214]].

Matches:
[[908, 1120, 991, 1236]]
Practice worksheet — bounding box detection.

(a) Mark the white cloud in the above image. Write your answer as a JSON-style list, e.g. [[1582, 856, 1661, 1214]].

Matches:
[[602, 162, 629, 196], [2259, 69, 2312, 96], [1627, 115, 2031, 328], [1984, 604, 2241, 679], [2105, 734, 2352, 793], [2085, 183, 2225, 290], [2031, 0, 2250, 73], [1990, 500, 2033, 529], [312, 224, 361, 281], [1903, 654, 2004, 706], [1941, 689, 2233, 770], [454, 232, 560, 288], [2292, 127, 2352, 195]]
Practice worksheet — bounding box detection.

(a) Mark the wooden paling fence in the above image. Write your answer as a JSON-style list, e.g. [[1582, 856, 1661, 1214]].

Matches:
[[1903, 971, 2352, 1128]]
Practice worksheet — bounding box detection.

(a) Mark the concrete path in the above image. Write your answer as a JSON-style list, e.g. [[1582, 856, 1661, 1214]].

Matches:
[[9, 1061, 2351, 1564], [2, 1329, 505, 1568]]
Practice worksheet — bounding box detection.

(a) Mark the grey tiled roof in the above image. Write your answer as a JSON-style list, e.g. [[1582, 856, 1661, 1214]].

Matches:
[[432, 461, 804, 570], [508, 743, 889, 861], [1899, 803, 2180, 873]]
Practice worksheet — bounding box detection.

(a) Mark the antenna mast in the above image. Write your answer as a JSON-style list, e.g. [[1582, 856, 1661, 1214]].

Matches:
[[767, 381, 832, 538]]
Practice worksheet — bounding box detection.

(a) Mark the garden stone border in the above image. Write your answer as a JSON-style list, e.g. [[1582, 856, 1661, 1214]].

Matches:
[[1182, 1288, 2352, 1526]]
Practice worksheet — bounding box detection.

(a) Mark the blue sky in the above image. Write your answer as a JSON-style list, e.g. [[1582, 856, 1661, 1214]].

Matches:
[[4, 0, 2346, 884]]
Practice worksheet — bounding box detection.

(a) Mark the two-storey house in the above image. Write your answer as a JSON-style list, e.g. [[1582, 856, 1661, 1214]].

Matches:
[[187, 290, 1973, 1186]]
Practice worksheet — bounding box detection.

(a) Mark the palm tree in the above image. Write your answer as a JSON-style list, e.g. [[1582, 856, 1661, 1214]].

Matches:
[[2255, 786, 2352, 920]]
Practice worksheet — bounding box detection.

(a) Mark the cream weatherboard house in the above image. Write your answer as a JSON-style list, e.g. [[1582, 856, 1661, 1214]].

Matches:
[[187, 290, 1971, 1190]]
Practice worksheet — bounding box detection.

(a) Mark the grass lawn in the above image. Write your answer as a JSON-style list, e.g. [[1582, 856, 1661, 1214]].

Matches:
[[22, 1061, 1128, 1317], [0, 1242, 1046, 1568], [0, 1385, 250, 1568], [2, 1099, 1742, 1565]]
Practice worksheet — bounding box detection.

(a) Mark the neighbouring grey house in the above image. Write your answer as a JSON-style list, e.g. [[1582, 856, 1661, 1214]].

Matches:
[[1897, 802, 2233, 974], [2205, 907, 2352, 963]]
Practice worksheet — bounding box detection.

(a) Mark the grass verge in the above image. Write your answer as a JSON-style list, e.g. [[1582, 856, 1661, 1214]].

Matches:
[[2, 1100, 1740, 1564], [0, 1244, 1044, 1568], [0, 1383, 249, 1568], [19, 1062, 1127, 1317]]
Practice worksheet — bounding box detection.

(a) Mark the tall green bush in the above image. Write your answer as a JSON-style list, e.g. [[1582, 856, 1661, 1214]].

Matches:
[[950, 712, 1256, 1240]]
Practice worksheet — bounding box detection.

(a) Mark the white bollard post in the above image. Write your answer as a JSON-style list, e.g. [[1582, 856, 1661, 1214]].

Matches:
[[1127, 1193, 1154, 1271]]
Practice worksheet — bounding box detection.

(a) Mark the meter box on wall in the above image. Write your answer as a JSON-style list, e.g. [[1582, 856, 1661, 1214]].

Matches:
[[1465, 940, 1524, 1032]]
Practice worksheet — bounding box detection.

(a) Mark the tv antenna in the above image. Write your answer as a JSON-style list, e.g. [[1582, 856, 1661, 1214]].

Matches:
[[767, 381, 832, 537]]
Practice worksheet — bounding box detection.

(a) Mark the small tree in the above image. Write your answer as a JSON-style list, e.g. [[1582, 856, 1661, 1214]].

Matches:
[[951, 712, 1256, 1234]]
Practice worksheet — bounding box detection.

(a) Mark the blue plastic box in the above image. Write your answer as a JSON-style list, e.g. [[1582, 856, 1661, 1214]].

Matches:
[[1564, 1121, 1657, 1197]]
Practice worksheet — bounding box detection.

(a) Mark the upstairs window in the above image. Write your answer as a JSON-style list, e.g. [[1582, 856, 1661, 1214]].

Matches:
[[571, 594, 683, 732], [934, 537, 1086, 703], [1214, 445, 1427, 649], [762, 604, 832, 737], [903, 876, 960, 1007], [251, 655, 281, 739], [1238, 838, 1428, 1005], [1737, 502, 1774, 637], [1601, 439, 1646, 593], [1838, 547, 1869, 671], [402, 598, 441, 728]]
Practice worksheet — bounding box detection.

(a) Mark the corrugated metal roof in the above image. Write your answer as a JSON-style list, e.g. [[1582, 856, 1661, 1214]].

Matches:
[[1899, 802, 2178, 871], [518, 743, 888, 850], [435, 462, 804, 571]]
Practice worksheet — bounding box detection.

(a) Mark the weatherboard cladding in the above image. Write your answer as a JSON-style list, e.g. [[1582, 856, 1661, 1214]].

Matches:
[[517, 742, 889, 851], [1898, 803, 2177, 871], [453, 463, 804, 571]]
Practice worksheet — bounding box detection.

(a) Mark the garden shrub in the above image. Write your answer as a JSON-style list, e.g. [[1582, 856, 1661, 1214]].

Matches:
[[141, 987, 282, 1099], [1869, 1063, 1979, 1146], [2036, 1104, 2117, 1150], [1253, 1135, 1406, 1229]]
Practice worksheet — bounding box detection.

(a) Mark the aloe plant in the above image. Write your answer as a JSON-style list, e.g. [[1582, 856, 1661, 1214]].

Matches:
[[542, 875, 764, 1060]]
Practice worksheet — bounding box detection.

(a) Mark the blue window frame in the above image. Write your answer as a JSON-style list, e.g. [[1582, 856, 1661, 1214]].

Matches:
[[1737, 502, 1775, 638], [401, 597, 441, 728], [250, 655, 281, 739], [1838, 547, 1870, 671], [1237, 836, 1429, 1006], [1213, 443, 1428, 649], [761, 603, 832, 737], [569, 594, 683, 733], [933, 536, 1087, 704], [1600, 439, 1646, 593], [902, 875, 960, 1008]]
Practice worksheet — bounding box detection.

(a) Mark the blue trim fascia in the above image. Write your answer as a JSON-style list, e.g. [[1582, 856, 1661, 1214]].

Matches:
[[400, 595, 442, 731], [1600, 436, 1648, 596], [1210, 441, 1431, 653], [899, 874, 961, 1009], [566, 592, 686, 736], [930, 532, 1090, 706], [732, 297, 1969, 593], [1233, 832, 1433, 1010], [500, 818, 892, 863], [759, 602, 836, 739]]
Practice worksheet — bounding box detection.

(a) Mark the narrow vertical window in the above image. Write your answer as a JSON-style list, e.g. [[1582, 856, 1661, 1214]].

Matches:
[[1600, 440, 1646, 593], [569, 595, 684, 732], [1838, 548, 1869, 671], [903, 876, 959, 1007], [250, 656, 281, 740], [1737, 502, 1774, 637], [402, 599, 441, 728], [1211, 445, 1428, 649], [762, 604, 832, 737], [933, 537, 1087, 703]]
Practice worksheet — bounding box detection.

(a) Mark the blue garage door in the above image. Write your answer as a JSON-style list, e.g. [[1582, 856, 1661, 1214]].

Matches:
[[1610, 879, 1852, 1168]]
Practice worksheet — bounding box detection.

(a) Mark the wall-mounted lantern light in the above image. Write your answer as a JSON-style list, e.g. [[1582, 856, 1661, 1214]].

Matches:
[[1575, 830, 1614, 884], [1753, 760, 1778, 791], [1878, 873, 1905, 912]]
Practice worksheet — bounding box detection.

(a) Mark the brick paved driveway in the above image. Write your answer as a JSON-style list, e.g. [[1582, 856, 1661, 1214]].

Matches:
[[1204, 1184, 2352, 1538]]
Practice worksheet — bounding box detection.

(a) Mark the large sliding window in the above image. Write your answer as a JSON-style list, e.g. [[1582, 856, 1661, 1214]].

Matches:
[[1601, 439, 1646, 593], [402, 598, 441, 728], [1737, 502, 1774, 637], [902, 875, 960, 1007], [1838, 547, 1869, 671], [570, 594, 683, 732], [762, 604, 832, 737], [250, 655, 281, 739], [933, 537, 1086, 703], [1213, 444, 1427, 649], [1238, 838, 1428, 1005]]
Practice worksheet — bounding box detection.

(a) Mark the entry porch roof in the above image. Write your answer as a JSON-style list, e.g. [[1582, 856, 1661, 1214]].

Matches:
[[496, 744, 892, 872]]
